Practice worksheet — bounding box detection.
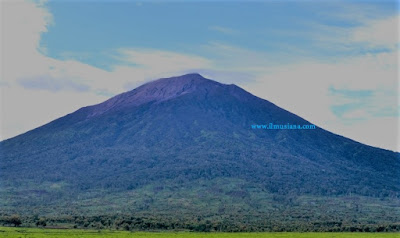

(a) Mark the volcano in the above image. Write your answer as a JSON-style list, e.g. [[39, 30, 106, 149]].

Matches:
[[1, 73, 399, 231]]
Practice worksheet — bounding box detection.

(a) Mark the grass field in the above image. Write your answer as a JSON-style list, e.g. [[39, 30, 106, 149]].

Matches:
[[0, 227, 398, 238]]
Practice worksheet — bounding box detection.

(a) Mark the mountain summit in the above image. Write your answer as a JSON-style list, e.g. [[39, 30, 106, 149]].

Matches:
[[1, 73, 399, 231], [85, 73, 228, 118], [84, 73, 253, 119]]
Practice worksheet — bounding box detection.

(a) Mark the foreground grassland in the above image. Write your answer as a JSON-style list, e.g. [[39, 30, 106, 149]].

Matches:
[[0, 227, 399, 238]]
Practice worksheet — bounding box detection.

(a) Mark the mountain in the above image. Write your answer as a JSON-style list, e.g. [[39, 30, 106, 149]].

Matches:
[[1, 73, 399, 231]]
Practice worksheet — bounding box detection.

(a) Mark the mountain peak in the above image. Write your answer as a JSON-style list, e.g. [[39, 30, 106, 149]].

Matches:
[[143, 73, 218, 88], [86, 73, 223, 117]]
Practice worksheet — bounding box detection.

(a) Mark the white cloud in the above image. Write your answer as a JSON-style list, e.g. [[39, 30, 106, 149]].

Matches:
[[199, 16, 399, 151], [238, 15, 400, 152], [209, 26, 237, 35], [112, 49, 212, 90], [1, 86, 106, 141], [350, 15, 399, 49], [116, 49, 211, 71], [241, 52, 399, 151], [0, 0, 212, 140], [341, 109, 369, 120]]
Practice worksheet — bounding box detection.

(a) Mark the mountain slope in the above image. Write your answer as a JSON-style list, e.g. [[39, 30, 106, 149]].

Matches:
[[0, 73, 399, 230]]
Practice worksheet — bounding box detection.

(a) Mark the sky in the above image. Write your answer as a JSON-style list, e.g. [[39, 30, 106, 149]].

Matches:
[[0, 0, 399, 151]]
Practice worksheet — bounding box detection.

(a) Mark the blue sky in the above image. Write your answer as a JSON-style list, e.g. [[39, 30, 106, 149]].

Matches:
[[42, 1, 397, 68], [1, 0, 399, 151]]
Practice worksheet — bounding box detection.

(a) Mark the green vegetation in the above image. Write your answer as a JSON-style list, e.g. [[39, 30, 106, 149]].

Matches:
[[1, 178, 400, 232], [0, 227, 399, 238]]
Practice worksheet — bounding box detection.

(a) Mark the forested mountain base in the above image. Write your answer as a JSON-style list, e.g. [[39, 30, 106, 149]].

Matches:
[[1, 180, 399, 232]]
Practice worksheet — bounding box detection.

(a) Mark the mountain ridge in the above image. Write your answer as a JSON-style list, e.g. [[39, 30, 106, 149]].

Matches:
[[0, 73, 399, 231], [4, 73, 395, 154]]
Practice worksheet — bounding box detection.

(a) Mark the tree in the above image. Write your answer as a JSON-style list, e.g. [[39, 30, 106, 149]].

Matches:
[[9, 215, 22, 227], [36, 217, 47, 227]]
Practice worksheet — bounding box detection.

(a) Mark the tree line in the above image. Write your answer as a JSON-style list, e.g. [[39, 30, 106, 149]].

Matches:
[[1, 214, 399, 232]]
